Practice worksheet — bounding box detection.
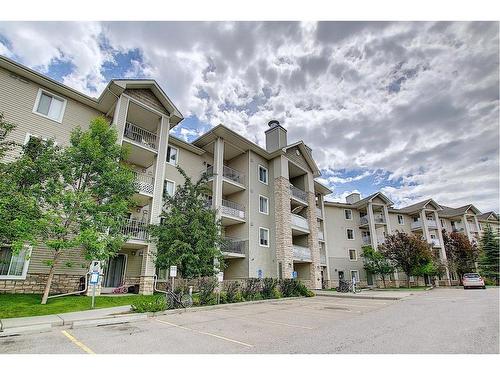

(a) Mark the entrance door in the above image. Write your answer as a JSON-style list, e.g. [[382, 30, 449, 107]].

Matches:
[[104, 254, 126, 288], [367, 271, 374, 286]]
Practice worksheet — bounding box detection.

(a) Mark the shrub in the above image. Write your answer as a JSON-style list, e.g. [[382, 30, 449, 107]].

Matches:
[[219, 291, 228, 304], [271, 288, 283, 299], [225, 281, 244, 303], [198, 277, 218, 305], [279, 279, 313, 297], [261, 278, 279, 299], [131, 295, 167, 313], [242, 278, 262, 300]]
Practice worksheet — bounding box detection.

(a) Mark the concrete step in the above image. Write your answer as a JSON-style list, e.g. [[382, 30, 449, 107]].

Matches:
[[71, 313, 148, 328]]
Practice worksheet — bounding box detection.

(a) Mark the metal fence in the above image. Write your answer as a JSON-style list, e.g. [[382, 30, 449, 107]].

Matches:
[[124, 122, 157, 150], [120, 218, 148, 241], [289, 184, 308, 202]]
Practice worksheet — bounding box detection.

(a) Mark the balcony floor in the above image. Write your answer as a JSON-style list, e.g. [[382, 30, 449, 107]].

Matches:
[[122, 139, 157, 168]]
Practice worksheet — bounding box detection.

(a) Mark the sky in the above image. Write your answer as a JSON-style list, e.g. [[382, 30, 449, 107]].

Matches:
[[0, 21, 498, 212]]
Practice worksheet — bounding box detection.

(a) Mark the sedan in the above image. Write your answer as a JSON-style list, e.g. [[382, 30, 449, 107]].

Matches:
[[462, 273, 486, 289]]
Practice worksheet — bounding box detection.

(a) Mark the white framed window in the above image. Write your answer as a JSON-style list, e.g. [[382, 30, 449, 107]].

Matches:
[[259, 227, 270, 247], [33, 88, 67, 123], [350, 270, 359, 281], [397, 215, 404, 225], [0, 246, 31, 280], [346, 228, 355, 240], [163, 179, 175, 198], [258, 165, 268, 185], [259, 195, 269, 215], [349, 249, 357, 261], [166, 146, 178, 165], [344, 209, 353, 220]]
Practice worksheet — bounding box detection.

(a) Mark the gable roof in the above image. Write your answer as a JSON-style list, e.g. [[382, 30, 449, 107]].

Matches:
[[396, 198, 443, 214], [477, 211, 499, 222], [439, 204, 481, 218], [324, 191, 393, 209], [283, 141, 320, 177]]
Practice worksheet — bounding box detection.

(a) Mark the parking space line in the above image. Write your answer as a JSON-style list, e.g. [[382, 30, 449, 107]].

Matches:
[[205, 311, 315, 330], [153, 318, 254, 348], [61, 330, 95, 354]]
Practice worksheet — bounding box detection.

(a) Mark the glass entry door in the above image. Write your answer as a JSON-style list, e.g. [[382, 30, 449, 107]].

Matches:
[[104, 254, 126, 288]]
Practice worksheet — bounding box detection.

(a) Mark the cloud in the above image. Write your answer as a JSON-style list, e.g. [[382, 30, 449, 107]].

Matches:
[[0, 21, 498, 211]]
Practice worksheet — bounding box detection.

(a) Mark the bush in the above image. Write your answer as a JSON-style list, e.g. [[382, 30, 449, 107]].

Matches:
[[219, 291, 228, 304], [198, 277, 218, 305], [242, 278, 262, 301], [225, 281, 244, 303], [279, 279, 313, 297], [261, 278, 279, 299], [131, 295, 167, 313]]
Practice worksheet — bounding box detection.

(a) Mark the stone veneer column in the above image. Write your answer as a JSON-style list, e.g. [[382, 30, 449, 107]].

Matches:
[[274, 176, 294, 279], [306, 192, 322, 289], [435, 210, 451, 286]]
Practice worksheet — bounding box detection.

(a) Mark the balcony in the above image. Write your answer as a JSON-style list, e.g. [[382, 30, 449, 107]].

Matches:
[[468, 223, 479, 233], [291, 213, 309, 235], [316, 206, 323, 218], [205, 165, 246, 194], [293, 245, 312, 263], [430, 238, 441, 248], [124, 122, 157, 151], [120, 218, 148, 242], [221, 199, 246, 225], [318, 231, 325, 241], [290, 185, 308, 205], [360, 214, 386, 226], [222, 238, 247, 258], [320, 250, 327, 265], [122, 122, 158, 168], [133, 171, 154, 196], [362, 235, 371, 245], [411, 219, 438, 231]]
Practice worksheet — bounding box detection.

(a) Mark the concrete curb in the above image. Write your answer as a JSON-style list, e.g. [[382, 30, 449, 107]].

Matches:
[[0, 323, 52, 337], [72, 313, 148, 328], [314, 291, 404, 301]]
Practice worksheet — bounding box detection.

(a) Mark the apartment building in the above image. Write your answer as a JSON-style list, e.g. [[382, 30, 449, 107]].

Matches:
[[0, 56, 331, 294]]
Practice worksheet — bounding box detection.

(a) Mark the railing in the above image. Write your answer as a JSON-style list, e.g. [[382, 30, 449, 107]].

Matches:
[[290, 184, 308, 202], [411, 219, 438, 230], [293, 245, 311, 262], [320, 250, 327, 265], [377, 237, 386, 245], [221, 199, 246, 219], [120, 218, 148, 241], [318, 231, 325, 241], [468, 223, 479, 232], [133, 171, 154, 195], [223, 165, 245, 185], [360, 214, 385, 225], [316, 206, 322, 217], [205, 166, 214, 178], [291, 213, 309, 230], [222, 238, 247, 255], [362, 235, 371, 245], [430, 238, 441, 247], [124, 122, 157, 151], [360, 216, 369, 225]]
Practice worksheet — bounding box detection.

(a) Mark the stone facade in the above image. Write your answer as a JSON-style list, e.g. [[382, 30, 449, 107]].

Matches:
[[306, 192, 322, 289], [274, 176, 294, 279], [0, 273, 84, 294], [139, 275, 155, 295]]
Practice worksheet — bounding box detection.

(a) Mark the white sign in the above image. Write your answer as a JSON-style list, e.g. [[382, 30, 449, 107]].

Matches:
[[169, 265, 177, 278], [217, 272, 224, 283], [89, 272, 100, 285], [90, 260, 101, 273]]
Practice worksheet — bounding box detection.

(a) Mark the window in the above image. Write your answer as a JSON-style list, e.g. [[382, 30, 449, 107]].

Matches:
[[0, 246, 30, 279], [349, 249, 357, 261], [258, 165, 268, 184], [397, 215, 404, 225], [346, 228, 355, 240], [163, 179, 175, 198], [344, 209, 352, 220], [259, 195, 269, 215], [259, 227, 269, 247], [350, 270, 359, 281], [166, 146, 178, 165], [33, 88, 66, 122]]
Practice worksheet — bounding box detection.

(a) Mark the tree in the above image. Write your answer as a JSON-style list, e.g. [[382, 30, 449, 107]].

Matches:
[[149, 166, 225, 280], [378, 231, 433, 288], [0, 112, 16, 160], [442, 229, 478, 282], [478, 225, 499, 284], [3, 117, 136, 304], [361, 245, 394, 288]]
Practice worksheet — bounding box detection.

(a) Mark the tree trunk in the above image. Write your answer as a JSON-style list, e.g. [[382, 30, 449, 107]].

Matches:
[[382, 275, 386, 288], [406, 276, 410, 289], [41, 263, 56, 304]]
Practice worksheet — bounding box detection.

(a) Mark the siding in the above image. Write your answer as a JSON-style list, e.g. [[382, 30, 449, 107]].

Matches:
[[124, 89, 169, 116], [285, 146, 312, 173]]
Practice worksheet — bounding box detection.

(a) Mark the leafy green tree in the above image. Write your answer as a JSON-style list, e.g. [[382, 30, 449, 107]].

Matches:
[[361, 245, 394, 288], [442, 229, 478, 282], [149, 166, 225, 279], [0, 112, 16, 160], [3, 117, 136, 304], [378, 231, 433, 288], [478, 225, 499, 284]]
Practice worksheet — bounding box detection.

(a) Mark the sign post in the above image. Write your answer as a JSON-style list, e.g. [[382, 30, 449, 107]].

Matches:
[[217, 272, 224, 304], [169, 265, 177, 292], [89, 261, 101, 309]]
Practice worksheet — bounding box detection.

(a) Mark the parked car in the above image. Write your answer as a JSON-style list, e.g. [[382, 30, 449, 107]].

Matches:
[[462, 273, 486, 289]]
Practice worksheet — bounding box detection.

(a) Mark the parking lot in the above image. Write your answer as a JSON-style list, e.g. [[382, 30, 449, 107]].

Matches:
[[1, 288, 498, 354]]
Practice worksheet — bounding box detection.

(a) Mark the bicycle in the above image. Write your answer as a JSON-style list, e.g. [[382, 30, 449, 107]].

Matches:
[[164, 290, 193, 309]]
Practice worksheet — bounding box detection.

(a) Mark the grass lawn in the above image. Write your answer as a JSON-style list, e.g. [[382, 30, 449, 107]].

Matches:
[[0, 293, 159, 319]]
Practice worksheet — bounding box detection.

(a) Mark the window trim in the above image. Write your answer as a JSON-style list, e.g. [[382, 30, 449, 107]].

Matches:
[[163, 178, 176, 198], [259, 227, 270, 248], [344, 209, 353, 220], [32, 88, 67, 123], [258, 195, 269, 215], [346, 228, 355, 241], [258, 164, 268, 185], [348, 248, 358, 261], [0, 245, 32, 280], [397, 214, 404, 225], [166, 145, 179, 166]]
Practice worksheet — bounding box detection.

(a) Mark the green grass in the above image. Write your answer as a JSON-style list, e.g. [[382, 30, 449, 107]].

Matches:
[[0, 293, 159, 319]]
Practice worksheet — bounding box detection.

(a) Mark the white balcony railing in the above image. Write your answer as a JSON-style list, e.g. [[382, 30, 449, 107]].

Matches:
[[124, 122, 157, 151], [293, 245, 311, 262], [411, 219, 438, 230], [205, 165, 245, 186], [320, 250, 327, 265], [120, 218, 148, 241], [133, 171, 154, 195], [318, 231, 325, 241], [360, 214, 385, 225], [221, 199, 245, 220], [316, 207, 322, 217], [291, 214, 309, 230], [290, 184, 308, 202]]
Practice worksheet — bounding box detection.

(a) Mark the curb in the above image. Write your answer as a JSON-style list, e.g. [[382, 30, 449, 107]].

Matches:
[[0, 323, 52, 337], [72, 313, 148, 328], [313, 292, 403, 301]]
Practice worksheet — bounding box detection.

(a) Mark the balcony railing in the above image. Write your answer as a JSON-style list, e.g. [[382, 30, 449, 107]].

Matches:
[[222, 238, 247, 255], [360, 214, 385, 225], [124, 122, 157, 151], [318, 231, 325, 241], [362, 235, 371, 245], [221, 199, 246, 220], [320, 249, 327, 265], [316, 206, 322, 217], [133, 171, 154, 195], [430, 238, 441, 247], [293, 245, 311, 262], [291, 213, 309, 230], [468, 223, 479, 233], [203, 165, 245, 186], [411, 219, 438, 230], [290, 184, 308, 202], [120, 218, 148, 241]]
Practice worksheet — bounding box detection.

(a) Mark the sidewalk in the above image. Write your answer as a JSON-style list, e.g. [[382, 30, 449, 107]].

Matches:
[[314, 288, 429, 300]]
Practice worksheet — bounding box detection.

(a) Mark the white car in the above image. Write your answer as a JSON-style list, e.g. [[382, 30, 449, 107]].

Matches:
[[462, 273, 486, 289]]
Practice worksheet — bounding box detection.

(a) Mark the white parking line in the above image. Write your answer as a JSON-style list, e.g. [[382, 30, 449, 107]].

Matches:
[[153, 318, 254, 348], [205, 310, 315, 330]]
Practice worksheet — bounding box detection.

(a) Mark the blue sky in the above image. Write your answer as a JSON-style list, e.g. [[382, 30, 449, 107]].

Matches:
[[0, 21, 498, 211]]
